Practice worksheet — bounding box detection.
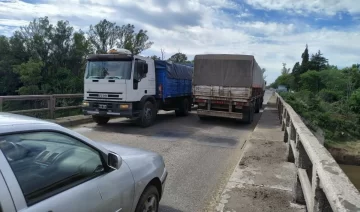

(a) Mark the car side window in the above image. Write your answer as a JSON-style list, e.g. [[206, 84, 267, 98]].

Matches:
[[0, 131, 105, 206]]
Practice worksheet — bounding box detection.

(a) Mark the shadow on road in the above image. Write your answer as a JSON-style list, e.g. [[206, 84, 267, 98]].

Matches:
[[86, 110, 262, 148], [159, 205, 184, 212]]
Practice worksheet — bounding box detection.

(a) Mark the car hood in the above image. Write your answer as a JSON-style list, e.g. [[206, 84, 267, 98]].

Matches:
[[97, 141, 159, 161]]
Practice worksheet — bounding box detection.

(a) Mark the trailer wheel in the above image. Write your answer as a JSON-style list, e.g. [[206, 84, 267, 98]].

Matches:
[[175, 98, 190, 117], [92, 116, 110, 125], [255, 99, 260, 113], [137, 101, 156, 127], [243, 104, 254, 124]]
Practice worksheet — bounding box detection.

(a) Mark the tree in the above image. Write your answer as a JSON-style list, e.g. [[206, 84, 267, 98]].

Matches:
[[149, 55, 160, 60], [299, 44, 310, 75], [168, 52, 187, 63], [262, 68, 267, 79], [88, 19, 118, 54], [50, 20, 74, 69], [161, 48, 165, 60], [281, 63, 290, 75], [20, 17, 53, 66], [301, 44, 309, 66], [13, 60, 43, 95], [117, 24, 153, 55], [308, 50, 328, 71], [68, 30, 92, 76], [300, 70, 323, 93], [272, 73, 294, 89]]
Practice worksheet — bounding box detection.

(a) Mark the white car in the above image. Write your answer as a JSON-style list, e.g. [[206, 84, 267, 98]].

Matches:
[[0, 113, 167, 212]]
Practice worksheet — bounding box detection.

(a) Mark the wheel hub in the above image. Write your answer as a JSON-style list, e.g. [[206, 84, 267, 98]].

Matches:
[[143, 195, 156, 212], [144, 107, 152, 120]]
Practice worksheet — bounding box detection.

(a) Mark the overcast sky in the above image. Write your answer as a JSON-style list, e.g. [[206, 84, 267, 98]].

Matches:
[[1, 0, 360, 83]]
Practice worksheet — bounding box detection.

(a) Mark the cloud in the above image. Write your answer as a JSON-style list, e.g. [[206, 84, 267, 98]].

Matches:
[[244, 0, 360, 16], [0, 0, 359, 84]]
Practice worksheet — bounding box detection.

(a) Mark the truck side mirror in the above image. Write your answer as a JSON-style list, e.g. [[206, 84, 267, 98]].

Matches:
[[143, 63, 148, 74]]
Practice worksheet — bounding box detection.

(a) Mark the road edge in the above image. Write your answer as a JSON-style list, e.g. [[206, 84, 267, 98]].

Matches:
[[49, 115, 94, 127]]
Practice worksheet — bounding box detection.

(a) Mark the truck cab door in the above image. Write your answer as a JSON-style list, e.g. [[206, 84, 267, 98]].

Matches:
[[130, 59, 155, 101]]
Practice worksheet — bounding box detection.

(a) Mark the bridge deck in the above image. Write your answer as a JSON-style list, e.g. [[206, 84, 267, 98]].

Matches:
[[216, 95, 306, 212]]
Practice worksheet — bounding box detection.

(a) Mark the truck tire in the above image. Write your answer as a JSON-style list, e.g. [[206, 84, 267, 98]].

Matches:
[[198, 115, 208, 121], [92, 116, 110, 125], [243, 104, 254, 124], [137, 101, 156, 128], [175, 98, 190, 117], [255, 99, 260, 113]]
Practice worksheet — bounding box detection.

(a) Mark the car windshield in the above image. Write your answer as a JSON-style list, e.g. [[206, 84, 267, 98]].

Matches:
[[85, 61, 132, 79]]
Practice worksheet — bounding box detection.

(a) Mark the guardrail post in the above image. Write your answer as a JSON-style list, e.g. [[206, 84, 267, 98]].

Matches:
[[312, 170, 331, 212], [0, 97, 3, 112], [293, 139, 312, 206], [48, 96, 55, 119]]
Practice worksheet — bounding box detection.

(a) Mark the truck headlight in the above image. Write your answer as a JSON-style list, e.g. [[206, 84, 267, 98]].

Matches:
[[82, 101, 89, 107], [119, 104, 129, 109]]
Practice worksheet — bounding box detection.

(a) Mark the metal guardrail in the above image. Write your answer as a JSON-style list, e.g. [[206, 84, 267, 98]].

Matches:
[[275, 93, 360, 212], [0, 94, 83, 119]]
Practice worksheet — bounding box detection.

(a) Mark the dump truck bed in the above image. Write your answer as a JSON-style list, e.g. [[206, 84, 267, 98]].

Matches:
[[155, 61, 193, 101]]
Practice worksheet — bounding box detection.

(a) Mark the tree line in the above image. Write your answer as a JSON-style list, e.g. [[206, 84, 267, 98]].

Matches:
[[272, 45, 360, 142], [0, 17, 193, 96]]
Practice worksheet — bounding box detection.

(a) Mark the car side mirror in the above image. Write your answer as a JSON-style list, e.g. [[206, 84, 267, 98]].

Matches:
[[108, 152, 122, 170]]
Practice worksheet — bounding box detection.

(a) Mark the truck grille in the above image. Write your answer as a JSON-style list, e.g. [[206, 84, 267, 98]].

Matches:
[[87, 92, 122, 100]]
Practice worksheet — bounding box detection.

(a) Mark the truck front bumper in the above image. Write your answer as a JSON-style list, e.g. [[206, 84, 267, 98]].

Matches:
[[83, 101, 135, 118], [197, 109, 243, 119]]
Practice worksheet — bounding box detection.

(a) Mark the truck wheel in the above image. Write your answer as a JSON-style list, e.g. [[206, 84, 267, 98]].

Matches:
[[198, 115, 207, 121], [92, 116, 110, 125], [175, 98, 190, 117], [255, 99, 260, 113], [137, 101, 156, 128]]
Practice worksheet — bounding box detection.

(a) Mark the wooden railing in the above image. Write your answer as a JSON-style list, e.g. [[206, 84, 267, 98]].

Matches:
[[276, 93, 360, 212], [0, 94, 83, 119]]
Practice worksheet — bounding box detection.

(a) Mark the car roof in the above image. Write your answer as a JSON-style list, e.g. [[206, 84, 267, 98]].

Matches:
[[0, 112, 55, 126]]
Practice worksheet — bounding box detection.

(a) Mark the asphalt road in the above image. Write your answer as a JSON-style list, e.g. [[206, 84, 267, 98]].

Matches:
[[72, 91, 273, 212]]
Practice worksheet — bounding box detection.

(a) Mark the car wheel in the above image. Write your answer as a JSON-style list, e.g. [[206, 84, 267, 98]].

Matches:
[[135, 185, 159, 212]]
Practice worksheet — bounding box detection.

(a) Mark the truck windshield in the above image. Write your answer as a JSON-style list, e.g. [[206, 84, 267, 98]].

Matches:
[[85, 61, 132, 79]]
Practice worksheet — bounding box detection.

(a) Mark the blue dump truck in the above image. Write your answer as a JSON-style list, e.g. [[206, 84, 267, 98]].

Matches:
[[83, 48, 193, 127]]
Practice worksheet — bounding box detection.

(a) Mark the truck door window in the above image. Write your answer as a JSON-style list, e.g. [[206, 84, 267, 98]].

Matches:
[[134, 60, 147, 81]]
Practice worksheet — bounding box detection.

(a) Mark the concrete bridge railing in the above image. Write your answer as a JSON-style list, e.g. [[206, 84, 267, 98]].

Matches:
[[276, 93, 360, 212], [0, 94, 83, 119]]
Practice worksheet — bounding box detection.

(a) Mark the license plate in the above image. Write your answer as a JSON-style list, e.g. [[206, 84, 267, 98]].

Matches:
[[99, 94, 108, 98], [99, 104, 107, 109]]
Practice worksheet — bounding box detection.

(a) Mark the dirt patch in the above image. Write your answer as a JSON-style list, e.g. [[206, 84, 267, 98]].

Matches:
[[223, 185, 303, 212]]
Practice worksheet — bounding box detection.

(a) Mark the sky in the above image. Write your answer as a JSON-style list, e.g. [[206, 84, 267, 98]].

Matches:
[[0, 0, 360, 83]]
